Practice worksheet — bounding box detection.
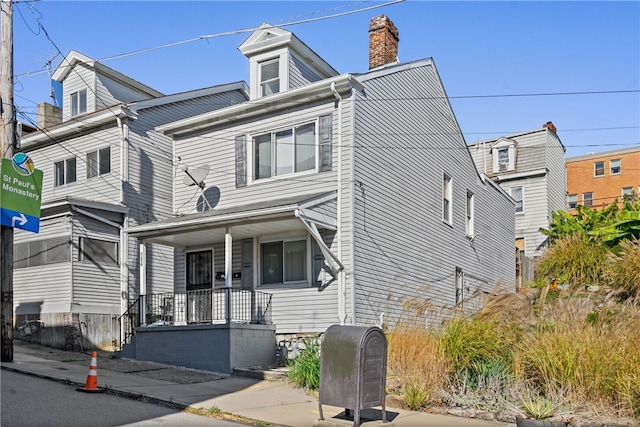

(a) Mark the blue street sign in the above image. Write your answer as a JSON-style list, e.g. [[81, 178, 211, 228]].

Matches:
[[0, 207, 40, 233]]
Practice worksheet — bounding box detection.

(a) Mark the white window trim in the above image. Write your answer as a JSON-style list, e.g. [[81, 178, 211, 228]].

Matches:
[[54, 157, 76, 187], [610, 159, 621, 175], [622, 187, 635, 200], [70, 89, 87, 117], [491, 140, 516, 173], [510, 186, 524, 214], [257, 234, 311, 288], [594, 161, 605, 177], [247, 119, 320, 185], [249, 49, 289, 100], [567, 194, 578, 209], [582, 192, 594, 207], [442, 173, 453, 226], [466, 191, 475, 238], [86, 146, 111, 179]]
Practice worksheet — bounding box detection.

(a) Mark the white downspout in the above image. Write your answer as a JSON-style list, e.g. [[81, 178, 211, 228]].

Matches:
[[117, 117, 130, 331], [331, 82, 347, 325]]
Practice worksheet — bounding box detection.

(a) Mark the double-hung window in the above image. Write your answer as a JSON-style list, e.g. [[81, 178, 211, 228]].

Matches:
[[497, 148, 509, 171], [594, 161, 605, 177], [86, 147, 111, 179], [567, 194, 578, 209], [466, 191, 474, 237], [442, 173, 452, 224], [622, 187, 635, 202], [260, 239, 307, 285], [511, 186, 523, 213], [260, 58, 280, 97], [70, 89, 87, 117], [583, 192, 593, 207], [254, 122, 316, 180], [610, 159, 621, 175], [54, 157, 76, 187]]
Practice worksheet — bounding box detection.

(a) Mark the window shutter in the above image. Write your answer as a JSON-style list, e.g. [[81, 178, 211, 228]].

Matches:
[[241, 239, 253, 290], [235, 135, 247, 187], [319, 115, 332, 172]]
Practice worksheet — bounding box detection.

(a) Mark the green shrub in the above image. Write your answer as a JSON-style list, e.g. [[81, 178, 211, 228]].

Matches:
[[403, 380, 430, 410], [287, 341, 320, 390]]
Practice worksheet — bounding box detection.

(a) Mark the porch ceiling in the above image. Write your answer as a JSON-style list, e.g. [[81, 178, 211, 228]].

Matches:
[[126, 192, 336, 249], [143, 216, 306, 248]]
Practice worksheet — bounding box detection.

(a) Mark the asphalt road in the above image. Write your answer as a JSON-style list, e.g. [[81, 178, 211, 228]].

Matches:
[[0, 370, 247, 427]]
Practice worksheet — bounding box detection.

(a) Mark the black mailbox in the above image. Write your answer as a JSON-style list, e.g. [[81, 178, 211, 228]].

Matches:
[[318, 325, 388, 427]]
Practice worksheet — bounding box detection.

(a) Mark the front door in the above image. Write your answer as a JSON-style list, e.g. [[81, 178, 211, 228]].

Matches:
[[186, 249, 213, 323]]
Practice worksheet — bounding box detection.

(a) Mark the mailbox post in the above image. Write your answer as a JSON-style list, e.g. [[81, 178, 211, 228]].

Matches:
[[318, 325, 388, 427]]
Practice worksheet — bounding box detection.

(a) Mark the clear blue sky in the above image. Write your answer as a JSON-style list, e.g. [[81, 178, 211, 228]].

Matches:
[[14, 1, 640, 158]]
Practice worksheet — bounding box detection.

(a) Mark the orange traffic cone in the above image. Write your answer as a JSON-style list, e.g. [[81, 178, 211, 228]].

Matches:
[[77, 351, 105, 393]]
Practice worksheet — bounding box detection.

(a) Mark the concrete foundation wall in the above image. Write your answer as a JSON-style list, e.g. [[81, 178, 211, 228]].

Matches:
[[15, 313, 118, 351], [129, 323, 277, 374]]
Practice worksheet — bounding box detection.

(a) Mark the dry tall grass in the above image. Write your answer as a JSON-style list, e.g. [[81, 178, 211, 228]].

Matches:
[[385, 290, 640, 420], [386, 322, 450, 410]]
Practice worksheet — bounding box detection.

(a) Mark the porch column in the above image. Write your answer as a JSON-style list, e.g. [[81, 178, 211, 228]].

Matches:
[[225, 227, 232, 324], [139, 242, 147, 326]]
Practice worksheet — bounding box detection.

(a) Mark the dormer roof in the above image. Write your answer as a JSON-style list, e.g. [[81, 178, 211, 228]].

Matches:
[[52, 50, 164, 98], [238, 23, 338, 78]]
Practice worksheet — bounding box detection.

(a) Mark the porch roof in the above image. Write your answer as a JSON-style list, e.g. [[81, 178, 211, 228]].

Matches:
[[125, 192, 337, 248]]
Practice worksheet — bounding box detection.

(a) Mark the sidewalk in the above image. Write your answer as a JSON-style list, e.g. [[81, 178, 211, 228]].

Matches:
[[1, 340, 514, 427]]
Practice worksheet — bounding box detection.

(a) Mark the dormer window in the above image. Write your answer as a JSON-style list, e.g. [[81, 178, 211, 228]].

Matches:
[[497, 148, 509, 171], [70, 89, 87, 117], [260, 58, 280, 97], [491, 139, 516, 173]]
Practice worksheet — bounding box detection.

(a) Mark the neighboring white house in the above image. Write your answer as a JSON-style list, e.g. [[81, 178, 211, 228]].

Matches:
[[467, 122, 566, 286], [16, 50, 249, 350], [126, 16, 516, 342]]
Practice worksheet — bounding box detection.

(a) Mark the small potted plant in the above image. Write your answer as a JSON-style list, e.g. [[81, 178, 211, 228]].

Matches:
[[515, 395, 568, 427]]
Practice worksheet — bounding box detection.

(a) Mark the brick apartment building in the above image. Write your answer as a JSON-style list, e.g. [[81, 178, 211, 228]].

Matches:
[[566, 146, 640, 211]]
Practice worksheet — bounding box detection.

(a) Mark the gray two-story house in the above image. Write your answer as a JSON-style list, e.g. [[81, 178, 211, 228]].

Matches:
[[468, 123, 566, 286], [125, 16, 515, 369], [16, 50, 249, 350]]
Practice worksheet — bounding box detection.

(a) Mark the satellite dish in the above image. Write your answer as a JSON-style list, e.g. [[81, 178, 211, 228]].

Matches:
[[183, 165, 210, 189]]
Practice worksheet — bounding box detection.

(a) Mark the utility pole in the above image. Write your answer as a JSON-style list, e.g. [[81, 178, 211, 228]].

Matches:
[[1, 0, 15, 362]]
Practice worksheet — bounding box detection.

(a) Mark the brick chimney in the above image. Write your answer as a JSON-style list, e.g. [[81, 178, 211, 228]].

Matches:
[[543, 121, 557, 134], [38, 102, 62, 129], [369, 15, 399, 70]]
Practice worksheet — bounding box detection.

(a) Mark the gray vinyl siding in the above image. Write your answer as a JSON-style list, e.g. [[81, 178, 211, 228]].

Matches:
[[351, 61, 514, 328], [96, 73, 158, 109], [72, 215, 121, 311], [13, 217, 73, 314], [61, 63, 95, 120], [468, 128, 567, 257], [289, 54, 323, 89], [509, 176, 550, 255], [25, 125, 122, 206], [172, 101, 340, 215], [545, 132, 567, 219], [512, 132, 547, 172]]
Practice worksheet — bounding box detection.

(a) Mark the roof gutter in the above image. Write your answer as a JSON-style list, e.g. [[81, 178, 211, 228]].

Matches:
[[157, 74, 364, 138]]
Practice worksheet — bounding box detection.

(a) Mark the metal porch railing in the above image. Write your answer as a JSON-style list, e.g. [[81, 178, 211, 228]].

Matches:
[[117, 289, 272, 347]]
